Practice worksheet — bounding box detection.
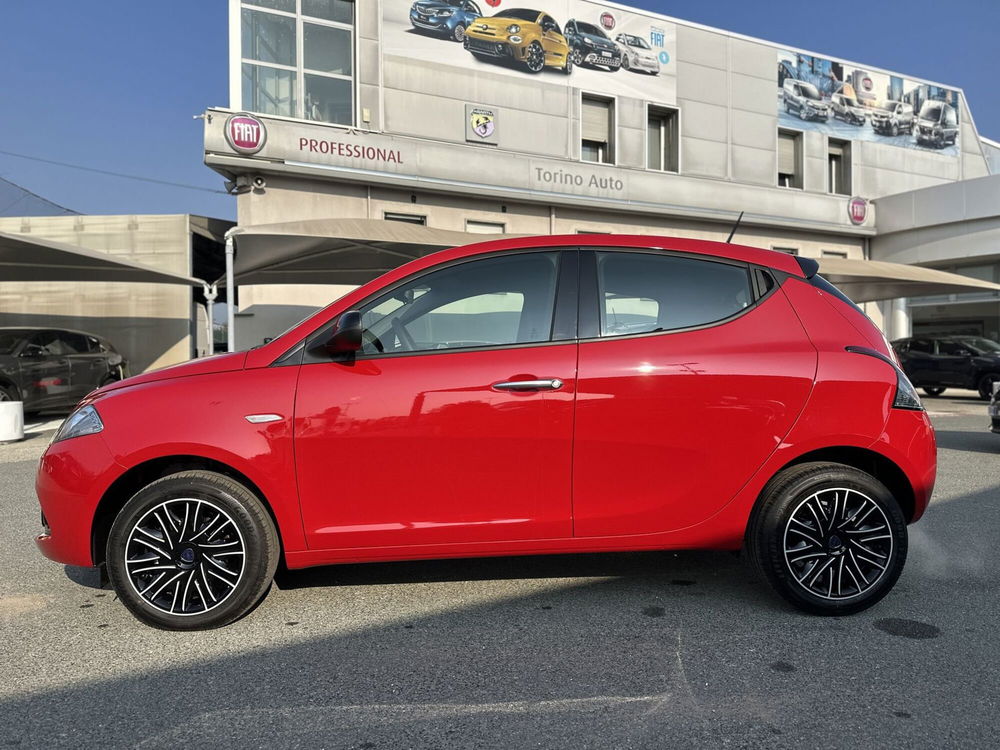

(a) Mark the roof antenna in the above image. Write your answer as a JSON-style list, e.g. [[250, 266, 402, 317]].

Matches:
[[726, 211, 744, 244]]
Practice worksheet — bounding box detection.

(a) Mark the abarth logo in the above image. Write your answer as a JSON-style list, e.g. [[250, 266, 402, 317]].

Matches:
[[225, 113, 267, 155], [470, 110, 496, 139]]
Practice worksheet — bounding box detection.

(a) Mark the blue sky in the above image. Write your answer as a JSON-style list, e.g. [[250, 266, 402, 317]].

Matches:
[[2, 0, 996, 220]]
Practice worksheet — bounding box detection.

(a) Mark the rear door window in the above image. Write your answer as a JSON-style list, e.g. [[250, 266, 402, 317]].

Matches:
[[594, 252, 753, 337]]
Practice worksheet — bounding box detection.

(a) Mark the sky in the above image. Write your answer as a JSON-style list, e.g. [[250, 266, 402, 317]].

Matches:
[[1, 0, 997, 221]]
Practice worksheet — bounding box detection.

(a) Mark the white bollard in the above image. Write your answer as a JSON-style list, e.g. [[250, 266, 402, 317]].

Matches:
[[0, 401, 25, 443]]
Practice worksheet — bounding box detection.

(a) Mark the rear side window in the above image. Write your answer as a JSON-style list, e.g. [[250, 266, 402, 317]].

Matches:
[[595, 252, 752, 337], [908, 339, 934, 354]]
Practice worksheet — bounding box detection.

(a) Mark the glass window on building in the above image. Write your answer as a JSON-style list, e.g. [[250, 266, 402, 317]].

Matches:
[[582, 95, 614, 164], [827, 138, 851, 195], [240, 0, 355, 125], [384, 212, 426, 225], [647, 106, 679, 172], [778, 130, 802, 189], [466, 220, 506, 234]]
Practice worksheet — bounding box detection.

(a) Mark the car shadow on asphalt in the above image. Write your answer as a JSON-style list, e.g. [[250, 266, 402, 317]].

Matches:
[[934, 429, 998, 455]]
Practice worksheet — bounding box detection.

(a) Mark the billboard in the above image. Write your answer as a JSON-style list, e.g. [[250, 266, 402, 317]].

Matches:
[[383, 0, 677, 104], [777, 50, 961, 156]]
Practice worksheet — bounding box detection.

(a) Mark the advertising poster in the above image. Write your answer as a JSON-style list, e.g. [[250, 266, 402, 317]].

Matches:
[[777, 50, 961, 156], [383, 0, 677, 104]]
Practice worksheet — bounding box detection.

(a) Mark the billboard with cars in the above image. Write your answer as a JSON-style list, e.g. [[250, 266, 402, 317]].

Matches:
[[778, 49, 961, 156], [383, 0, 677, 104]]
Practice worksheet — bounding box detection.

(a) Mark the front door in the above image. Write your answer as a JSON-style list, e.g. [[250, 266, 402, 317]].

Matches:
[[294, 250, 578, 551], [572, 250, 816, 537]]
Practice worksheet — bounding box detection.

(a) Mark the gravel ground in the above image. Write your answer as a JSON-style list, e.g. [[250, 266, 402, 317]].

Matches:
[[0, 393, 996, 749]]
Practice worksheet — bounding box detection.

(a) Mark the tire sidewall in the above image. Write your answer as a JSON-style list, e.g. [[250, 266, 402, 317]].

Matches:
[[106, 473, 277, 630], [753, 465, 908, 615]]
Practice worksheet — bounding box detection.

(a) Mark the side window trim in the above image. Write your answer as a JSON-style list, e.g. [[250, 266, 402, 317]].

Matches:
[[578, 247, 759, 342], [293, 248, 578, 365]]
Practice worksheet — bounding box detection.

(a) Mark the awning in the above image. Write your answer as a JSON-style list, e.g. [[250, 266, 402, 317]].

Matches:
[[0, 231, 204, 286], [816, 257, 1000, 303], [226, 218, 507, 286]]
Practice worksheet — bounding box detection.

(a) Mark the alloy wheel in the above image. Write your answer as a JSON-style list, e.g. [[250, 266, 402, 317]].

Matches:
[[783, 487, 892, 601], [453, 24, 465, 42], [124, 497, 246, 616], [524, 42, 544, 73]]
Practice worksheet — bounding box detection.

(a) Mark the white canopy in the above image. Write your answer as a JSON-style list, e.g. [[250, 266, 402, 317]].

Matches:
[[816, 257, 1000, 303]]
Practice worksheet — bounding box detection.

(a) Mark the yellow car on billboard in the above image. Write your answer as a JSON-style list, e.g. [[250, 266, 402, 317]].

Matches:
[[463, 8, 572, 74]]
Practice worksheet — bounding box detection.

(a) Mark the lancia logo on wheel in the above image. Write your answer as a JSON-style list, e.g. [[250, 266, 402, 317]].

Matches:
[[225, 113, 267, 155]]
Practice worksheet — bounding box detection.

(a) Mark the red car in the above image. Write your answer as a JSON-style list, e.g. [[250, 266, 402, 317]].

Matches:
[[35, 236, 936, 629]]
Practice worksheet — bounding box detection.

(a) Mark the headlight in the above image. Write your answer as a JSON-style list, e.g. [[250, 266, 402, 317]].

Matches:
[[584, 38, 595, 46], [438, 9, 454, 16], [52, 405, 104, 443], [506, 24, 520, 33], [509, 34, 522, 43]]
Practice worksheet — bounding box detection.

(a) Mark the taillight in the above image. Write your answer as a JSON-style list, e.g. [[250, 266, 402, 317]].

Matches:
[[845, 346, 924, 411]]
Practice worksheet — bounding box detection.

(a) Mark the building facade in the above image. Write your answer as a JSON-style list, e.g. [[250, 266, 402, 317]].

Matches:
[[207, 0, 997, 348]]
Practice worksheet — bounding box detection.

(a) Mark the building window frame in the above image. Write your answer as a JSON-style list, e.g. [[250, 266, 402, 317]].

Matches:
[[233, 0, 358, 127], [465, 220, 506, 234], [826, 136, 853, 197], [645, 103, 680, 174], [384, 211, 427, 225], [776, 128, 804, 190], [771, 245, 800, 256], [579, 92, 618, 166]]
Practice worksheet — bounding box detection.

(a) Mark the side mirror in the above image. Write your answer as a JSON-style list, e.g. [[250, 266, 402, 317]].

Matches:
[[20, 344, 43, 358], [324, 311, 364, 357]]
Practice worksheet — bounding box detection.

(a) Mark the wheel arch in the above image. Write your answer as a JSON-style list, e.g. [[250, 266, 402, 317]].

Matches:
[[90, 455, 284, 567], [769, 446, 916, 523]]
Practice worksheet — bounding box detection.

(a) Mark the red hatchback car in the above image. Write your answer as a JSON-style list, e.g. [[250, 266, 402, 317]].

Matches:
[[36, 236, 936, 629]]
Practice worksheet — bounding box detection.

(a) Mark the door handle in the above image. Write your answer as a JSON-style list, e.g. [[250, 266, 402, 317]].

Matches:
[[492, 378, 563, 392]]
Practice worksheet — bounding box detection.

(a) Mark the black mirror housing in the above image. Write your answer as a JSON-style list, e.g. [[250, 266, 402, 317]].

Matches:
[[325, 311, 364, 356]]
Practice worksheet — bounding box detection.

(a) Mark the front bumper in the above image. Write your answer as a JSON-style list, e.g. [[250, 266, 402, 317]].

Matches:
[[630, 56, 660, 73], [34, 432, 123, 567], [583, 50, 621, 67], [465, 35, 514, 58], [410, 12, 449, 32], [801, 107, 830, 121]]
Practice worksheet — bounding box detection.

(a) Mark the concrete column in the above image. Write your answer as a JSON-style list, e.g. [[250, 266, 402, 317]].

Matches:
[[890, 298, 911, 340], [225, 235, 236, 352]]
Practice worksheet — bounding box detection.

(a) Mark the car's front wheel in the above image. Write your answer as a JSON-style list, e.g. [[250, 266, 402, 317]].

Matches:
[[451, 23, 466, 43], [106, 470, 279, 630], [923, 386, 946, 397], [746, 462, 907, 615], [977, 373, 1000, 400], [523, 41, 545, 73]]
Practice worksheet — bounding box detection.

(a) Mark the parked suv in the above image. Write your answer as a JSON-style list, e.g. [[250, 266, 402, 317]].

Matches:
[[614, 33, 660, 74], [564, 19, 621, 71], [36, 237, 936, 629], [831, 92, 867, 125], [783, 79, 830, 121], [870, 101, 914, 136], [0, 327, 126, 414], [464, 8, 572, 74], [914, 101, 959, 149], [409, 0, 483, 43], [893, 335, 1000, 399]]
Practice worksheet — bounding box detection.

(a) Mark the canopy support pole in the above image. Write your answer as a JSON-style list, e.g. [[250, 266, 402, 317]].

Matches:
[[202, 282, 218, 358], [225, 233, 236, 352]]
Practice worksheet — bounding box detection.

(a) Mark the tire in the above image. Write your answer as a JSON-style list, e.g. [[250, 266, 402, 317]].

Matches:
[[562, 54, 573, 75], [571, 47, 584, 67], [891, 123, 899, 136], [451, 24, 466, 43], [746, 462, 907, 616], [977, 373, 1000, 400], [106, 470, 279, 630], [0, 383, 18, 402], [523, 41, 544, 73], [621, 54, 630, 71], [922, 387, 946, 397]]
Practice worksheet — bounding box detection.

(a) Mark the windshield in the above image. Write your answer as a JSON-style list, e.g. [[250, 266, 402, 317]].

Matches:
[[840, 95, 860, 107], [879, 101, 899, 113], [621, 34, 649, 48], [920, 103, 944, 121], [576, 22, 607, 38], [495, 9, 539, 21], [0, 331, 27, 355], [960, 337, 1000, 354], [799, 82, 821, 100]]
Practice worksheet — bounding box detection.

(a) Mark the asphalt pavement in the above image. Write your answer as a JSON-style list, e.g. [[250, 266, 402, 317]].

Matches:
[[1, 393, 997, 748]]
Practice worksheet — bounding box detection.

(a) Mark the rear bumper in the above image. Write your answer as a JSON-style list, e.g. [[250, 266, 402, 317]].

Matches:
[[34, 433, 123, 567], [870, 408, 937, 522]]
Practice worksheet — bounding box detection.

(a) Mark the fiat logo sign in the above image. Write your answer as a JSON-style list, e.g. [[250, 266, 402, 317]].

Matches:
[[848, 196, 868, 225], [225, 113, 267, 155], [862, 77, 873, 92], [600, 12, 615, 30]]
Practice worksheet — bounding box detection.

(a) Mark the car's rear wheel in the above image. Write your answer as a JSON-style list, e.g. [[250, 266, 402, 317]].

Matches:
[[523, 41, 544, 73], [923, 386, 946, 397], [746, 462, 907, 615], [0, 384, 18, 402], [977, 373, 1000, 400], [106, 470, 279, 630]]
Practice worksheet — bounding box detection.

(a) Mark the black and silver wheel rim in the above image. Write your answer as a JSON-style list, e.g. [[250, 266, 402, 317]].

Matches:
[[525, 43, 544, 72], [783, 488, 893, 601], [124, 498, 246, 616], [453, 24, 465, 42], [0, 389, 11, 402], [571, 48, 583, 66]]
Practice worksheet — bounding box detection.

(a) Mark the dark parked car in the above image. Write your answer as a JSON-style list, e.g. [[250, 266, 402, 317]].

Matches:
[[564, 19, 621, 71], [409, 0, 483, 43], [0, 327, 127, 413], [892, 335, 1000, 399], [989, 382, 1000, 434], [914, 101, 959, 149]]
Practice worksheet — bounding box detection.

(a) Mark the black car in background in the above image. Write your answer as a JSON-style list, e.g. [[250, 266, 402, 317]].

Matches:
[[564, 18, 621, 71], [0, 327, 127, 414], [892, 335, 1000, 400]]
